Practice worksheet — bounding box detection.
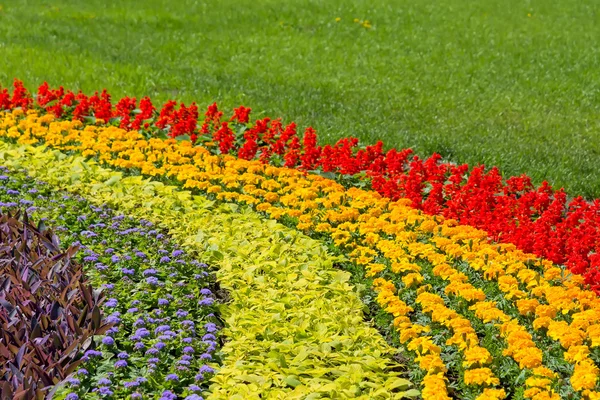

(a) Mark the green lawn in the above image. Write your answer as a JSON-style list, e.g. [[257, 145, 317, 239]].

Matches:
[[1, 0, 599, 197]]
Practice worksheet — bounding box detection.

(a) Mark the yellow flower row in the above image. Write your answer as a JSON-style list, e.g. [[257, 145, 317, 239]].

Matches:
[[2, 109, 600, 397], [431, 228, 600, 397]]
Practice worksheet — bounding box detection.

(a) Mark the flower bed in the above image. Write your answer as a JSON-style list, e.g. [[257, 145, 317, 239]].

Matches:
[[3, 110, 600, 398], [1, 81, 599, 292]]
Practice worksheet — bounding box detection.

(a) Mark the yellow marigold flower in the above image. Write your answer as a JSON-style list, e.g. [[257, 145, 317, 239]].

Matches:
[[525, 376, 552, 389], [392, 261, 421, 274], [583, 390, 600, 400], [516, 298, 540, 316], [476, 388, 507, 400], [463, 368, 499, 387], [532, 317, 552, 330], [535, 305, 557, 319], [498, 275, 520, 293], [256, 202, 272, 212], [297, 222, 311, 230], [531, 367, 558, 379], [206, 185, 222, 194], [420, 372, 450, 400], [402, 272, 424, 288], [564, 345, 590, 364], [365, 263, 386, 278], [415, 354, 447, 374], [571, 359, 599, 391], [463, 346, 493, 368], [587, 324, 600, 348]]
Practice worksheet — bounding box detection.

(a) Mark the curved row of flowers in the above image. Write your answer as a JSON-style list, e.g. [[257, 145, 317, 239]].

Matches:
[[3, 110, 600, 398], [2, 80, 600, 293], [0, 141, 415, 398]]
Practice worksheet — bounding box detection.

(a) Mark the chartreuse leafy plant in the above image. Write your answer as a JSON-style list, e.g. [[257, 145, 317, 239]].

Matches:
[[0, 169, 220, 400], [0, 143, 417, 399], [0, 209, 110, 399]]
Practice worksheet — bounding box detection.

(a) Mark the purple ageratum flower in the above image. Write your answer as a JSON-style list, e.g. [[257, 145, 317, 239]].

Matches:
[[155, 325, 170, 334], [105, 298, 118, 308], [205, 322, 218, 333], [65, 394, 79, 400], [198, 298, 214, 306], [148, 357, 160, 364], [158, 298, 169, 306], [183, 337, 193, 344], [98, 377, 112, 386], [103, 283, 115, 290], [156, 234, 165, 239], [123, 254, 132, 261], [194, 373, 204, 381], [134, 318, 146, 327], [111, 255, 120, 263], [146, 277, 159, 286], [107, 327, 119, 335], [118, 352, 129, 359], [19, 199, 33, 206], [124, 380, 139, 388], [200, 289, 212, 296], [98, 387, 114, 396], [102, 337, 115, 346], [127, 307, 139, 314], [77, 368, 88, 375], [104, 248, 115, 255], [145, 348, 159, 356], [158, 249, 168, 255], [96, 263, 108, 271], [136, 377, 148, 384], [67, 377, 80, 387], [172, 250, 184, 257], [112, 215, 125, 221], [135, 328, 151, 338], [0, 175, 7, 180], [177, 360, 191, 366], [188, 384, 202, 392], [121, 268, 135, 275], [131, 393, 142, 399], [176, 310, 189, 318], [6, 189, 19, 195], [143, 268, 157, 276], [135, 251, 147, 258], [84, 349, 102, 358], [160, 256, 171, 263], [181, 320, 194, 328], [134, 341, 145, 351], [106, 315, 121, 324], [175, 259, 187, 265], [160, 391, 177, 400], [83, 255, 99, 263], [77, 215, 87, 222], [114, 360, 128, 368], [184, 395, 204, 400], [155, 342, 166, 350], [200, 365, 215, 374], [165, 374, 178, 381], [200, 353, 212, 360]]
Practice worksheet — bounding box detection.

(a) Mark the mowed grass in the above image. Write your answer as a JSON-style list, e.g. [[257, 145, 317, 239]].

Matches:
[[0, 0, 599, 197]]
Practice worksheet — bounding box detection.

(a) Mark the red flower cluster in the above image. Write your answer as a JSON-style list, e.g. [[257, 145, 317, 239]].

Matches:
[[3, 80, 600, 291]]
